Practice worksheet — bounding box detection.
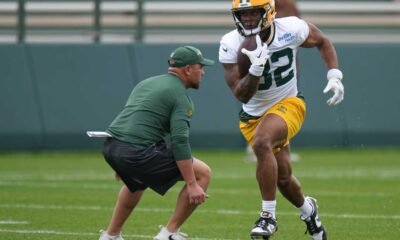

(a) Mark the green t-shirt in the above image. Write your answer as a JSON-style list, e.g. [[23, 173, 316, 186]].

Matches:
[[107, 73, 193, 161]]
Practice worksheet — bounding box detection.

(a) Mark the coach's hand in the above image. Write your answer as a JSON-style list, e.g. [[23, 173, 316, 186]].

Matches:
[[241, 35, 270, 77], [114, 172, 121, 181], [187, 182, 208, 205], [324, 69, 344, 106]]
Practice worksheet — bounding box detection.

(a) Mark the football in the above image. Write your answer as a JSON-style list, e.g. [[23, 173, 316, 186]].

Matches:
[[237, 34, 257, 78]]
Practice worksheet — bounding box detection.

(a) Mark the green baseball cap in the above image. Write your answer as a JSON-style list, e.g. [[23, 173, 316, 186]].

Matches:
[[168, 46, 215, 67]]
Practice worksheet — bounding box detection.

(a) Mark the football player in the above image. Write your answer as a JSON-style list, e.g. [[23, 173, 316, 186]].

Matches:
[[219, 0, 344, 239], [245, 0, 301, 163]]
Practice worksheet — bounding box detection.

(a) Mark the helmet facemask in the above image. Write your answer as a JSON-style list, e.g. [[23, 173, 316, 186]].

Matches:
[[231, 0, 276, 37]]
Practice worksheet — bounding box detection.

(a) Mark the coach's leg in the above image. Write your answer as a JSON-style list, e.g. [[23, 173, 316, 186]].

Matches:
[[275, 146, 304, 207], [106, 185, 144, 235], [165, 158, 211, 232]]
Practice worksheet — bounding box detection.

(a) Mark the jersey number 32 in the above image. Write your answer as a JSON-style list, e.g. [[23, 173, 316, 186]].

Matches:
[[258, 48, 294, 90]]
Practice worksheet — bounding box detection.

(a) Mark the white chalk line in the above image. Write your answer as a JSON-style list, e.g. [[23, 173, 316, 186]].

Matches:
[[0, 220, 29, 225], [0, 203, 399, 220], [1, 168, 399, 181], [0, 180, 397, 198], [0, 228, 238, 240]]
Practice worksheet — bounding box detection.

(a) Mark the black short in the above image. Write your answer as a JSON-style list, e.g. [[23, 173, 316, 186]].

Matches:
[[102, 138, 182, 195]]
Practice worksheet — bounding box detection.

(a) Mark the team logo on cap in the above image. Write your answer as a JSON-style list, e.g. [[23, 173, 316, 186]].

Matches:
[[168, 59, 176, 65]]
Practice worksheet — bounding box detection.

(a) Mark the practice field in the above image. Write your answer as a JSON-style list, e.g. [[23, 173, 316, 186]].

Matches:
[[0, 148, 399, 240]]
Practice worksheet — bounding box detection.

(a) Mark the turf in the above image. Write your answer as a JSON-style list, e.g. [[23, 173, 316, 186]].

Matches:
[[0, 148, 399, 240]]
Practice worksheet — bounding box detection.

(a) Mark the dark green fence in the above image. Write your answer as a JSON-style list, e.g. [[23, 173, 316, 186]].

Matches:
[[1, 0, 399, 43]]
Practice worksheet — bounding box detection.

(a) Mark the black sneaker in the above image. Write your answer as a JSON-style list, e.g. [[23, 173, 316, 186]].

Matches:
[[301, 197, 327, 240], [250, 211, 278, 240]]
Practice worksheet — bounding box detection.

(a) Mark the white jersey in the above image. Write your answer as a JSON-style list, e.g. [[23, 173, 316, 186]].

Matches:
[[219, 17, 309, 116]]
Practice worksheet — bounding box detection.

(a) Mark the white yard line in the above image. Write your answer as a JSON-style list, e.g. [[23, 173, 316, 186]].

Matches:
[[0, 228, 238, 240], [0, 220, 29, 225], [0, 180, 397, 198], [0, 228, 148, 239], [1, 203, 399, 220], [0, 180, 119, 190], [1, 168, 399, 181]]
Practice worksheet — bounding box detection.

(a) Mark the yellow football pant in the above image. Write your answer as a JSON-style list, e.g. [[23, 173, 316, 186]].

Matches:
[[239, 97, 306, 153]]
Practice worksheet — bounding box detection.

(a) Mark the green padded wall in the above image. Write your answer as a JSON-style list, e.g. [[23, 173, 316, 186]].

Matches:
[[0, 43, 399, 150], [295, 44, 400, 148], [28, 44, 135, 149], [0, 45, 43, 149], [336, 44, 400, 146]]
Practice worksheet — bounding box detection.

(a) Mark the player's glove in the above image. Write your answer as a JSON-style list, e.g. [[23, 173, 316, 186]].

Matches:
[[323, 69, 344, 106], [241, 35, 270, 77]]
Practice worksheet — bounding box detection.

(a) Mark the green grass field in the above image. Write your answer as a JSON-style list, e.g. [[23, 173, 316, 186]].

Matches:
[[1, 148, 399, 240]]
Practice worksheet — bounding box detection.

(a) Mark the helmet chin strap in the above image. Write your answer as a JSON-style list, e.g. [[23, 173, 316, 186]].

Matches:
[[234, 10, 267, 37], [241, 24, 262, 36], [238, 20, 262, 37]]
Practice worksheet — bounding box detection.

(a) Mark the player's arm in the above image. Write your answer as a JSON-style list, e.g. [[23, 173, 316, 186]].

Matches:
[[222, 35, 270, 103], [301, 22, 338, 69], [301, 22, 344, 106], [222, 63, 260, 103]]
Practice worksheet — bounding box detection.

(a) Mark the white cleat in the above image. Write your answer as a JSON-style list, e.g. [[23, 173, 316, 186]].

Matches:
[[154, 225, 188, 240], [99, 229, 124, 240], [250, 212, 278, 240], [301, 197, 327, 240]]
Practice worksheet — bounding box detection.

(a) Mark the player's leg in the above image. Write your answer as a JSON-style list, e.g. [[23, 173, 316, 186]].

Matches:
[[250, 113, 287, 239], [275, 146, 303, 206], [276, 149, 327, 240], [272, 100, 327, 240], [253, 113, 287, 202], [154, 158, 211, 240], [103, 186, 144, 236], [248, 96, 306, 239]]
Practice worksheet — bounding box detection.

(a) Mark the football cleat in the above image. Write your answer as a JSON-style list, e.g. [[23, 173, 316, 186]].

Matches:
[[154, 225, 188, 240], [301, 197, 327, 240], [99, 229, 124, 240], [250, 211, 278, 239]]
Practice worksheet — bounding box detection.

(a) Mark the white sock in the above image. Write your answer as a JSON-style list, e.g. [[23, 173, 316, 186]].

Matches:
[[164, 226, 179, 235], [299, 198, 313, 218], [100, 231, 120, 239], [262, 200, 276, 218], [163, 227, 174, 234]]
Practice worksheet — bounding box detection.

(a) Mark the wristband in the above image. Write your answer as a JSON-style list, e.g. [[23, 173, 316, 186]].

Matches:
[[249, 64, 265, 77], [327, 69, 343, 81]]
